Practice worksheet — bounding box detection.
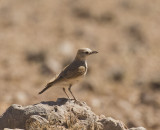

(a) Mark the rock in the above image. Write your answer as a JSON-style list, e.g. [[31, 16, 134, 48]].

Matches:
[[149, 81, 160, 91], [4, 128, 24, 130], [126, 24, 145, 43], [0, 98, 145, 130], [25, 51, 46, 64], [25, 50, 54, 75], [129, 127, 146, 130], [15, 91, 28, 104], [58, 41, 74, 57]]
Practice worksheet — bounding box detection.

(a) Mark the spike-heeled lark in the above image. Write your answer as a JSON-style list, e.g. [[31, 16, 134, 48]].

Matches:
[[39, 48, 98, 100]]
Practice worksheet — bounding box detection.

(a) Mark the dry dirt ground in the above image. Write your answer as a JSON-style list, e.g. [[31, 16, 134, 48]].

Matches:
[[0, 0, 160, 130]]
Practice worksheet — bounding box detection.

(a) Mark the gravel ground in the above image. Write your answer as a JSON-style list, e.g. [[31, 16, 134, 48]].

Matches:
[[0, 0, 160, 129]]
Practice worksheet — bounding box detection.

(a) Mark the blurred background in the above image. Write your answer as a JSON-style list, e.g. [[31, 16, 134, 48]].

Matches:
[[0, 0, 160, 129]]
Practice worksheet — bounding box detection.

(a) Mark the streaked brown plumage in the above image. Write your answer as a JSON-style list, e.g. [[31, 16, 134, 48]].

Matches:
[[39, 48, 98, 100]]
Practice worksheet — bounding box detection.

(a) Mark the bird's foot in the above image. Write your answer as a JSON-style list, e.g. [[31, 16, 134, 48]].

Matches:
[[72, 99, 81, 104], [67, 98, 78, 103]]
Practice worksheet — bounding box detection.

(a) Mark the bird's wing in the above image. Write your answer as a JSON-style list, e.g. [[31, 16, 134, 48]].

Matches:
[[60, 64, 86, 79]]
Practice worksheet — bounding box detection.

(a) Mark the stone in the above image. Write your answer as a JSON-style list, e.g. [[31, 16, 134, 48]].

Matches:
[[0, 98, 145, 130]]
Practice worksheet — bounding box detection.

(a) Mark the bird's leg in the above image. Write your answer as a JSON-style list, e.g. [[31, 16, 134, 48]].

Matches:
[[68, 84, 77, 101], [63, 88, 70, 99]]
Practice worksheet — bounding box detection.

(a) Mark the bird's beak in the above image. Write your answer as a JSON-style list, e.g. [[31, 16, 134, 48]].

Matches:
[[90, 51, 98, 55]]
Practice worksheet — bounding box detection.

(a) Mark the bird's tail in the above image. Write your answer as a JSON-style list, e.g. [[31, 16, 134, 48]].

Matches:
[[38, 81, 55, 94]]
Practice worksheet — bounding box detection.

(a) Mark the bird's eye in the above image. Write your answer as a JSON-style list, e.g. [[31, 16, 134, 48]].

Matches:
[[85, 52, 89, 54]]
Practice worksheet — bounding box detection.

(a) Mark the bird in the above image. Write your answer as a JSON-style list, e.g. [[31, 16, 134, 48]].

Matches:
[[38, 48, 98, 100]]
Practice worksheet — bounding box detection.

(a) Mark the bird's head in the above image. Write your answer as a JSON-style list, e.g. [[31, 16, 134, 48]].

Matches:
[[75, 48, 98, 60]]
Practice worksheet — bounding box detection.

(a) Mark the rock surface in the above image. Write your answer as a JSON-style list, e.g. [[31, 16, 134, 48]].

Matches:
[[0, 98, 146, 130]]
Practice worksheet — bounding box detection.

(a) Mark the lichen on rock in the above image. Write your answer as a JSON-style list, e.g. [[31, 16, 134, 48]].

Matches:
[[0, 98, 146, 130]]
